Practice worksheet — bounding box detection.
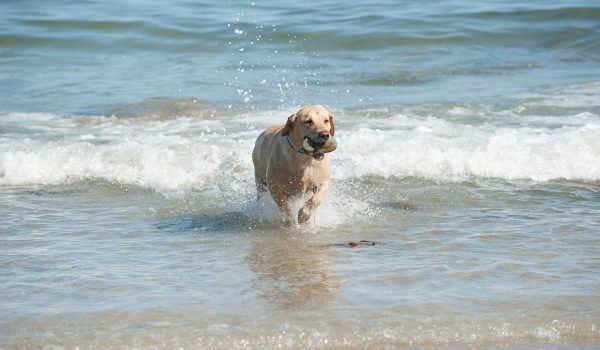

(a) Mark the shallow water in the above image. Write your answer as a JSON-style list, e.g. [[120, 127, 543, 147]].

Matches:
[[1, 0, 600, 348], [1, 177, 599, 348]]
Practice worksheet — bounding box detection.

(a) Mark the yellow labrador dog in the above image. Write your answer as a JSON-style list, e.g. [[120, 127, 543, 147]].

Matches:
[[252, 105, 337, 225]]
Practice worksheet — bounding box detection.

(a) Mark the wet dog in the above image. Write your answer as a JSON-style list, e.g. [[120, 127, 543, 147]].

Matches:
[[252, 105, 337, 225]]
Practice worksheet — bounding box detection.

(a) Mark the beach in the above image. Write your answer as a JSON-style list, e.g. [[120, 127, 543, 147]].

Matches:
[[1, 0, 599, 348]]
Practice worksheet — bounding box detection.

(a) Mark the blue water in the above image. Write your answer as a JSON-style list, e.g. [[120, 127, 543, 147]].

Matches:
[[1, 1, 600, 348], [2, 0, 599, 113]]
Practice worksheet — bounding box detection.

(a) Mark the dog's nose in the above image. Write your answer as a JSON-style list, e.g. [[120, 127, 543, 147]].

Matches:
[[319, 131, 329, 138]]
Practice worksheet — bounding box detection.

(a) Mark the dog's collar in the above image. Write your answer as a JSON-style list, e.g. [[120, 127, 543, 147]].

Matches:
[[286, 135, 307, 155]]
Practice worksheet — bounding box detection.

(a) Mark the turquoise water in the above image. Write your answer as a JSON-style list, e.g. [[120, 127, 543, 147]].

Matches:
[[2, 0, 600, 112], [1, 1, 600, 349]]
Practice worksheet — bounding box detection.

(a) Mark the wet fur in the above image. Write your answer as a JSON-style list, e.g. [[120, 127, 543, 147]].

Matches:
[[252, 105, 336, 225]]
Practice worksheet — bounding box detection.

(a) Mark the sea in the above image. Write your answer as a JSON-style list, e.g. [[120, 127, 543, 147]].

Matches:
[[1, 0, 599, 349]]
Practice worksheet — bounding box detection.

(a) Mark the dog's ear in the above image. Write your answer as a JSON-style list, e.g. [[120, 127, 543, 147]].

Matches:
[[328, 113, 335, 136], [282, 113, 297, 136]]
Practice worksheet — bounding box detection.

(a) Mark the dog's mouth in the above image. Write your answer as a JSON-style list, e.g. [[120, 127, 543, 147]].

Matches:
[[301, 136, 337, 160]]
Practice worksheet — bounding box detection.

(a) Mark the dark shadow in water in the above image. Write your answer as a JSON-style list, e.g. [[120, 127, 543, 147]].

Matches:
[[326, 240, 377, 248], [471, 208, 538, 221], [245, 231, 341, 309], [384, 201, 420, 211], [21, 188, 85, 197]]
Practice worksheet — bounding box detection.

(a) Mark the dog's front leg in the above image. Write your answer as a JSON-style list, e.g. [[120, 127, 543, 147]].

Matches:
[[269, 185, 295, 226], [298, 182, 329, 224], [254, 170, 268, 201]]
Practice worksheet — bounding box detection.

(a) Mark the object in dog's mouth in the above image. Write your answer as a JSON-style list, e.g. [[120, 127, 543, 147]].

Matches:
[[301, 137, 337, 159]]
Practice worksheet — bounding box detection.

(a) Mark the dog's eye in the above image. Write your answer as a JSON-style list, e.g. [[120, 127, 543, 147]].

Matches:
[[305, 119, 313, 124], [325, 119, 330, 123]]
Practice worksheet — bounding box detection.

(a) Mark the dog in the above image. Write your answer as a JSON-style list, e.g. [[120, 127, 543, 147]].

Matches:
[[252, 105, 337, 225]]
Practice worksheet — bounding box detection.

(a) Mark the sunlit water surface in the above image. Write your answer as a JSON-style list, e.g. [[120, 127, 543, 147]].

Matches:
[[1, 0, 600, 348]]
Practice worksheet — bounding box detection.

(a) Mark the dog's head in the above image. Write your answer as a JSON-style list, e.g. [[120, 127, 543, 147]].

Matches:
[[282, 105, 335, 150]]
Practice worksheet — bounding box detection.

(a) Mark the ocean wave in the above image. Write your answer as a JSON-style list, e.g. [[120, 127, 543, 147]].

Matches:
[[1, 99, 599, 189], [0, 113, 255, 190], [333, 117, 600, 182]]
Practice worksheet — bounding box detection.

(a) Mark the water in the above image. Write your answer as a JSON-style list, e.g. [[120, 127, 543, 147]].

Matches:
[[1, 0, 600, 348]]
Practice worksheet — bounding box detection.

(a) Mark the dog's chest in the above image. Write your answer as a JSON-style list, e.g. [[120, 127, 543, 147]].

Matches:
[[293, 163, 328, 189], [272, 161, 326, 194]]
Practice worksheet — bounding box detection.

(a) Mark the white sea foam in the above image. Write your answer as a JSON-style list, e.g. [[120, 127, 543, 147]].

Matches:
[[333, 113, 600, 182], [251, 186, 373, 229], [1, 103, 599, 191], [0, 112, 256, 190]]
